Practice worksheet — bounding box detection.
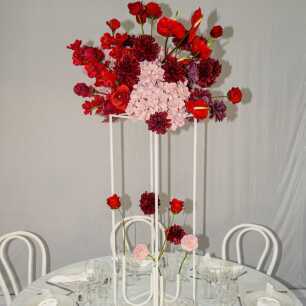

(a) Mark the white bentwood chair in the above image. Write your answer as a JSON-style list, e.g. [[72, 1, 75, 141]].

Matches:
[[221, 223, 279, 276], [0, 231, 49, 306]]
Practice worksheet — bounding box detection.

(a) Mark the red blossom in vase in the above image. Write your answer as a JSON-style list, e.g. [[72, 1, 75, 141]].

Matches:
[[210, 25, 223, 38], [188, 8, 203, 43], [227, 87, 242, 104], [197, 58, 222, 88], [133, 35, 160, 62], [107, 194, 121, 209], [145, 2, 162, 19], [106, 18, 121, 32], [100, 33, 114, 49], [67, 39, 82, 50], [166, 224, 186, 245], [128, 1, 147, 24], [157, 17, 186, 39], [170, 198, 184, 214], [81, 95, 104, 115], [162, 56, 186, 83], [191, 36, 212, 60]]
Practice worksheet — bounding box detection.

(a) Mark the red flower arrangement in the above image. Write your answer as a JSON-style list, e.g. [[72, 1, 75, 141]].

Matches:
[[67, 2, 245, 134]]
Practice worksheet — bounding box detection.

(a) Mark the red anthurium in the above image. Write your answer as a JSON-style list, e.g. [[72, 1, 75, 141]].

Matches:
[[107, 194, 121, 209], [186, 99, 209, 119], [110, 84, 130, 112], [189, 8, 203, 43], [170, 198, 184, 214], [157, 17, 186, 39], [191, 36, 212, 60], [146, 2, 162, 19], [210, 25, 223, 38], [106, 18, 121, 32], [227, 87, 242, 104]]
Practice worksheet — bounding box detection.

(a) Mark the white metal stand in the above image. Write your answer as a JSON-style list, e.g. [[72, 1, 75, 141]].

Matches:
[[109, 115, 198, 306]]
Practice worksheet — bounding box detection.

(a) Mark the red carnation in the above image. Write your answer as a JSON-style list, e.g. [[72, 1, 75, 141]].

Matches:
[[166, 224, 186, 245], [186, 99, 209, 120], [110, 84, 130, 112], [170, 198, 184, 214], [139, 191, 160, 215], [107, 18, 121, 32], [107, 194, 121, 209], [157, 17, 186, 39], [82, 95, 104, 115], [146, 112, 172, 135], [128, 1, 144, 15], [100, 33, 114, 49], [146, 2, 162, 19], [227, 87, 242, 104], [73, 83, 92, 97], [191, 36, 212, 60], [210, 25, 223, 39], [83, 47, 104, 64]]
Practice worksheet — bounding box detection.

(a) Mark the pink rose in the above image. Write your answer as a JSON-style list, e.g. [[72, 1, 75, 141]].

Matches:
[[181, 234, 198, 252], [133, 244, 149, 261]]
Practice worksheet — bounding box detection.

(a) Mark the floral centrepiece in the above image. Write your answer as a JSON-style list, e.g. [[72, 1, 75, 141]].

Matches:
[[67, 2, 244, 134]]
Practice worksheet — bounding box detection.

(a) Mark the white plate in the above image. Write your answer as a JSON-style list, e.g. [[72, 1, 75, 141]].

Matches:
[[244, 291, 293, 306], [25, 294, 73, 306]]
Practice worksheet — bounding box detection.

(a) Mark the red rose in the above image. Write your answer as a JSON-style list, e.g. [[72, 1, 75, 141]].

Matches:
[[100, 33, 114, 49], [73, 83, 92, 97], [128, 1, 144, 15], [170, 198, 184, 214], [157, 17, 185, 39], [107, 194, 121, 209], [106, 18, 121, 32], [146, 2, 162, 19], [186, 99, 209, 120], [166, 224, 186, 245], [110, 84, 130, 112], [210, 25, 223, 39], [191, 36, 211, 60], [227, 87, 242, 104], [67, 39, 82, 50]]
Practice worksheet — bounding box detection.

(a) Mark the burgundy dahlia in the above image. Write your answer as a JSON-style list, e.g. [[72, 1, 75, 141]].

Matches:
[[209, 100, 227, 122], [139, 191, 160, 215], [162, 56, 186, 83], [197, 58, 222, 88], [114, 53, 141, 89], [133, 35, 160, 62], [146, 112, 172, 134], [166, 224, 186, 245]]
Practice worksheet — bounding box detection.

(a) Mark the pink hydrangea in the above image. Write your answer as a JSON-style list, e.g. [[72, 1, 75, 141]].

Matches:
[[181, 234, 198, 252], [133, 244, 150, 261], [126, 58, 190, 131]]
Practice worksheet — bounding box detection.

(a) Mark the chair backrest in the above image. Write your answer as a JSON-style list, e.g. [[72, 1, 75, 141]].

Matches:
[[110, 215, 166, 259], [221, 223, 279, 276], [0, 231, 49, 305]]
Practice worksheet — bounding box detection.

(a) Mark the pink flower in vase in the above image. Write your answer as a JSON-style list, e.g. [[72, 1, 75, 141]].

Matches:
[[133, 244, 150, 261], [181, 234, 198, 252]]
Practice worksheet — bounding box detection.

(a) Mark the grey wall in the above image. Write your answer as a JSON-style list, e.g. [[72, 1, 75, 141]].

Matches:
[[1, 0, 306, 290]]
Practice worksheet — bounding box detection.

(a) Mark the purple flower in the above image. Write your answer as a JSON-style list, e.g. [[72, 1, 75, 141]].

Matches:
[[209, 100, 227, 122], [187, 61, 199, 87]]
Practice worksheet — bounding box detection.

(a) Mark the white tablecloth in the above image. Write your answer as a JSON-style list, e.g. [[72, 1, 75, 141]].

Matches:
[[11, 256, 302, 306]]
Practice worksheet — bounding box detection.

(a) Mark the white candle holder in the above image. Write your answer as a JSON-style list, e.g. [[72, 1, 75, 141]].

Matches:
[[108, 115, 198, 306]]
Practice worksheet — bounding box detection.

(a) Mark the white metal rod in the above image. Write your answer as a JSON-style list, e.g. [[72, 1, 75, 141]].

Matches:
[[154, 133, 159, 306], [192, 118, 198, 302], [149, 132, 154, 253]]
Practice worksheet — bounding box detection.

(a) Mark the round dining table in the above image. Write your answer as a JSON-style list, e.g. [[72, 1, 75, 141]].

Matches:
[[11, 256, 302, 306]]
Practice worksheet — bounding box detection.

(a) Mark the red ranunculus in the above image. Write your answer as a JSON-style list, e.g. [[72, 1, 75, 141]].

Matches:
[[227, 87, 242, 104], [170, 198, 184, 214], [128, 1, 144, 15], [191, 36, 212, 60], [107, 194, 121, 209], [210, 25, 223, 38], [106, 18, 121, 32], [146, 2, 162, 19], [157, 17, 185, 39], [110, 84, 130, 112], [73, 83, 92, 97], [186, 99, 209, 120], [166, 224, 186, 245]]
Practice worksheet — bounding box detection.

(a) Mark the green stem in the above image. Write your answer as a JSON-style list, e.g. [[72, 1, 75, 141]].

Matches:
[[163, 31, 189, 62], [164, 37, 169, 58], [178, 252, 189, 274], [213, 95, 227, 99], [150, 18, 154, 36], [141, 23, 144, 35], [119, 209, 127, 256]]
